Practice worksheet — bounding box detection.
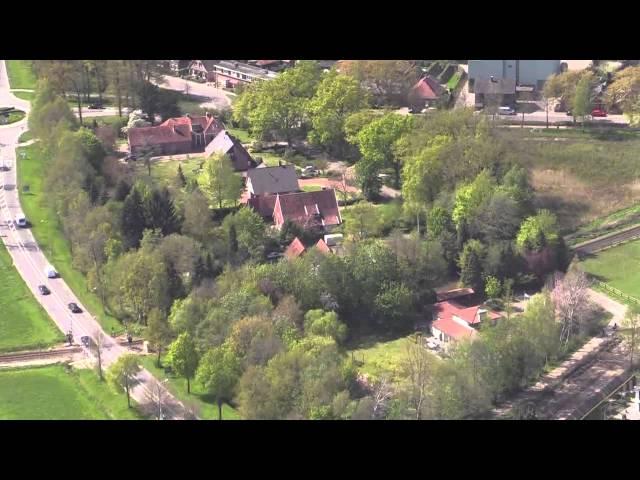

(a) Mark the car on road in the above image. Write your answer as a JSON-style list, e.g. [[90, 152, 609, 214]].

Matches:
[[80, 336, 93, 348], [88, 104, 104, 110], [301, 166, 319, 178], [68, 302, 82, 313], [37, 285, 50, 295], [266, 252, 283, 261], [44, 265, 58, 278], [15, 214, 27, 228], [591, 108, 608, 117], [124, 154, 137, 162]]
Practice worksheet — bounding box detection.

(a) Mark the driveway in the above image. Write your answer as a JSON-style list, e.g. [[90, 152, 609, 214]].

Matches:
[[0, 60, 188, 419], [155, 75, 232, 110]]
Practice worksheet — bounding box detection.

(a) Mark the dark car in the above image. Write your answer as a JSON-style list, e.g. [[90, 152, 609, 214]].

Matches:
[[88, 103, 104, 110], [124, 154, 137, 162], [38, 285, 51, 295], [68, 302, 82, 313], [80, 336, 93, 348]]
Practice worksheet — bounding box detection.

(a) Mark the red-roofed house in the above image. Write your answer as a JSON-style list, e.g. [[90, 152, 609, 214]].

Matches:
[[315, 238, 331, 255], [431, 299, 501, 347], [128, 113, 223, 156], [284, 237, 306, 259], [272, 189, 342, 231], [408, 75, 447, 110]]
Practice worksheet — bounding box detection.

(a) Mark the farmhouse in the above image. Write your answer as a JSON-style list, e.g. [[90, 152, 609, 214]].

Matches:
[[431, 298, 501, 348], [204, 130, 256, 172], [127, 113, 223, 156], [273, 189, 342, 231], [246, 165, 300, 197], [408, 75, 447, 110]]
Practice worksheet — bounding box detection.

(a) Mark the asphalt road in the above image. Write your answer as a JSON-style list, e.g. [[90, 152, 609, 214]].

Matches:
[[155, 75, 232, 110], [0, 60, 187, 419]]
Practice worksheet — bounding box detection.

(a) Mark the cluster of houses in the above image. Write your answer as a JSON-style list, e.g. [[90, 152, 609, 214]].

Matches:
[[126, 113, 343, 243]]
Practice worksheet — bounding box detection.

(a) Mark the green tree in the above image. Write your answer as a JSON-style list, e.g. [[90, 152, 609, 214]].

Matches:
[[143, 187, 181, 235], [516, 210, 559, 252], [572, 73, 595, 120], [484, 275, 502, 299], [307, 70, 368, 155], [373, 282, 414, 332], [147, 308, 174, 367], [107, 354, 141, 408], [304, 309, 348, 343], [196, 344, 242, 419], [353, 113, 414, 188], [222, 208, 266, 262], [401, 135, 449, 211], [340, 60, 420, 107], [120, 188, 146, 250], [606, 66, 640, 125], [167, 332, 200, 394], [345, 201, 381, 240], [355, 156, 383, 200], [452, 170, 495, 229], [459, 240, 486, 294], [197, 153, 243, 209], [622, 305, 640, 368]]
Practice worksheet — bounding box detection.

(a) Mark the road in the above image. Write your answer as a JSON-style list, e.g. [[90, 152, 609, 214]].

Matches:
[[154, 75, 232, 110], [0, 60, 189, 419], [572, 224, 640, 255]]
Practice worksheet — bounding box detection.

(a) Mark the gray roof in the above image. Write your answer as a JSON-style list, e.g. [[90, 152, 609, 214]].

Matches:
[[206, 129, 235, 157], [215, 61, 278, 80], [247, 165, 300, 195], [474, 77, 516, 95]]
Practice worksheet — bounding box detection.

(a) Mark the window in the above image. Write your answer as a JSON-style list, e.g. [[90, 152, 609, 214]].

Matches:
[[242, 74, 248, 80]]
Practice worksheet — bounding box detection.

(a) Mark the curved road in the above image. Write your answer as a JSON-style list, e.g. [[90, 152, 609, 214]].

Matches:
[[0, 60, 188, 419]]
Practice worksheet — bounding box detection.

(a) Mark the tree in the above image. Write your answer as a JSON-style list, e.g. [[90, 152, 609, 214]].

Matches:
[[459, 240, 486, 294], [551, 267, 591, 347], [345, 201, 381, 240], [197, 153, 243, 209], [484, 275, 502, 299], [340, 60, 419, 106], [147, 308, 173, 367], [176, 164, 187, 188], [143, 187, 181, 235], [167, 332, 200, 394], [543, 70, 587, 110], [353, 113, 413, 189], [307, 70, 368, 155], [622, 305, 640, 368], [401, 136, 449, 212], [303, 309, 348, 343], [107, 354, 141, 408], [452, 170, 495, 230], [402, 340, 436, 419], [516, 210, 559, 253], [196, 344, 242, 419], [222, 208, 267, 262], [94, 330, 105, 381], [373, 282, 414, 332], [355, 156, 383, 200], [605, 66, 640, 125], [121, 188, 146, 250], [572, 73, 595, 121], [181, 189, 216, 245]]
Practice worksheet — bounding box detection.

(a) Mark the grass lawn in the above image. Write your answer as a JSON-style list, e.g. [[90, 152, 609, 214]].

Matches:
[[80, 115, 124, 128], [0, 365, 142, 420], [17, 143, 122, 333], [18, 130, 34, 143], [12, 91, 35, 102], [0, 110, 25, 125], [301, 185, 322, 192], [349, 334, 415, 382], [226, 127, 253, 143], [5, 60, 37, 90], [140, 356, 240, 420], [134, 156, 206, 187], [0, 242, 63, 353], [446, 71, 463, 90], [581, 239, 640, 299]]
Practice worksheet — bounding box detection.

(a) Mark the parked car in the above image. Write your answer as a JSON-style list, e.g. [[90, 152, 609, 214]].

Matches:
[[68, 302, 82, 313], [124, 154, 137, 162], [88, 104, 104, 110], [498, 106, 516, 115], [37, 285, 50, 295], [591, 108, 608, 117], [266, 252, 283, 261]]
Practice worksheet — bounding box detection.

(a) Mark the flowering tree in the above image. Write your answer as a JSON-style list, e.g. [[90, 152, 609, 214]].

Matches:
[[551, 267, 591, 347]]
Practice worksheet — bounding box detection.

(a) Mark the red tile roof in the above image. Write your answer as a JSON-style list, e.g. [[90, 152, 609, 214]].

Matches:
[[432, 300, 501, 340], [247, 195, 278, 218], [411, 75, 446, 100], [128, 115, 222, 148], [315, 238, 331, 254], [273, 189, 341, 229], [285, 237, 306, 259]]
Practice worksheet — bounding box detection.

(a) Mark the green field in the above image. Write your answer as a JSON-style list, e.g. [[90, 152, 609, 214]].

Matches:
[[18, 130, 33, 143], [226, 127, 253, 143], [17, 143, 122, 333], [140, 356, 240, 420], [349, 335, 414, 382], [581, 239, 640, 299], [5, 60, 37, 90], [0, 365, 142, 420], [12, 91, 35, 102], [0, 242, 62, 353], [134, 156, 205, 187]]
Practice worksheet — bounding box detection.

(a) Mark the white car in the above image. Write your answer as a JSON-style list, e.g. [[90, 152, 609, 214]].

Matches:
[[498, 106, 516, 115], [44, 265, 58, 278], [15, 214, 27, 228]]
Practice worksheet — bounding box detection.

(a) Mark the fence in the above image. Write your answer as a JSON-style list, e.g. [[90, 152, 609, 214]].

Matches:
[[591, 278, 640, 306]]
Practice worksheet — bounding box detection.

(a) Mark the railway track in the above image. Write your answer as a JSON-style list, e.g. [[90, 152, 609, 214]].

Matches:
[[0, 347, 83, 363], [572, 225, 640, 255]]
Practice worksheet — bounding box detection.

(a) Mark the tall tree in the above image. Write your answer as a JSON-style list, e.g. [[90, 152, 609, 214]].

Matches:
[[622, 305, 640, 368], [197, 153, 243, 209], [572, 73, 595, 121], [144, 187, 181, 236], [459, 240, 486, 294], [340, 60, 419, 106], [107, 354, 141, 408], [147, 308, 174, 367], [121, 188, 146, 250], [167, 332, 200, 394], [196, 344, 242, 420]]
